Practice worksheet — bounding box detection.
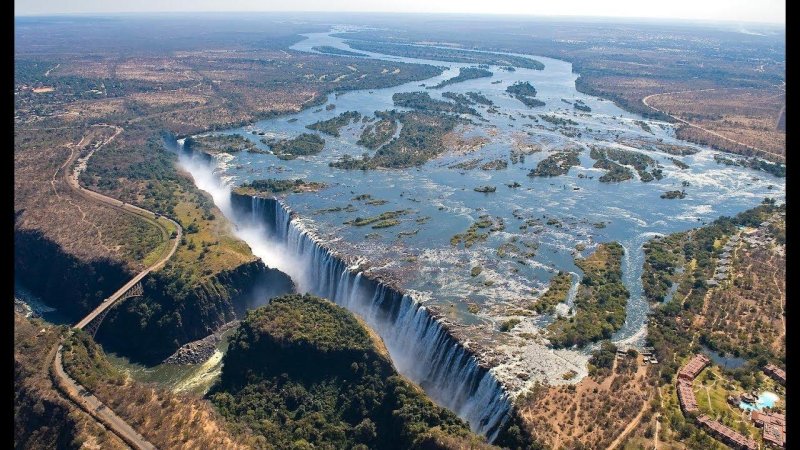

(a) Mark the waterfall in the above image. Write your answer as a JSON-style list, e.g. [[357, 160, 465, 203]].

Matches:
[[231, 193, 512, 440], [176, 145, 512, 441]]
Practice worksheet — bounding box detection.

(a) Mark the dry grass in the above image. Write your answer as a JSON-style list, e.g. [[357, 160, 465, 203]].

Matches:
[[517, 355, 654, 449], [169, 189, 257, 280], [697, 222, 786, 360], [61, 328, 252, 449], [648, 87, 785, 158], [14, 127, 161, 268], [14, 314, 129, 449]]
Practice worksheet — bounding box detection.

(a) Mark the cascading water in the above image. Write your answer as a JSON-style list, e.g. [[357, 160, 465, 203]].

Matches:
[[176, 141, 512, 441]]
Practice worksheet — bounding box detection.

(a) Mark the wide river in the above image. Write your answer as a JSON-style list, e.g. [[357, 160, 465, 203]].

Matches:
[[205, 29, 783, 341], [113, 27, 784, 399]]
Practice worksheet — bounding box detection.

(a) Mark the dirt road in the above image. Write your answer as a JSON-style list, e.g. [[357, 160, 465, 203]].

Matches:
[[642, 90, 784, 163]]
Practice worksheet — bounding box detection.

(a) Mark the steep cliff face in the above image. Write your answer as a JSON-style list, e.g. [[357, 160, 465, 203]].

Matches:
[[15, 224, 295, 365], [97, 260, 295, 364], [210, 294, 497, 450], [14, 229, 132, 321], [227, 191, 515, 441]]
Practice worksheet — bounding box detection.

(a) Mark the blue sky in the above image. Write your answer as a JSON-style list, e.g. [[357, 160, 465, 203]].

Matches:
[[14, 0, 786, 24]]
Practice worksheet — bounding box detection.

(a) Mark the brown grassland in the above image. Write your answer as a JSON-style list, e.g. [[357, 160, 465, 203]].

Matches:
[[646, 87, 786, 160], [14, 314, 129, 449], [518, 354, 653, 449]]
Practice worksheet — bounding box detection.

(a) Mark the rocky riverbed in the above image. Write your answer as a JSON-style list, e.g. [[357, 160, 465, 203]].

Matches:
[[163, 320, 240, 365]]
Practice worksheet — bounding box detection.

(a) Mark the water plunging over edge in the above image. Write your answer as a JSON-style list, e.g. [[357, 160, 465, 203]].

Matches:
[[173, 140, 513, 441]]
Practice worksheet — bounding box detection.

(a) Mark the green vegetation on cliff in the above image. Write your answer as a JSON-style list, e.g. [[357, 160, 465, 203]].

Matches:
[[209, 294, 494, 450], [98, 260, 295, 364], [547, 242, 629, 348]]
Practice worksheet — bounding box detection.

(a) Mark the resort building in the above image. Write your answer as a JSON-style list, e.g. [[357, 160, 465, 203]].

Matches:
[[678, 354, 710, 381], [677, 380, 699, 414], [763, 364, 786, 385], [696, 415, 758, 450], [752, 411, 785, 448]]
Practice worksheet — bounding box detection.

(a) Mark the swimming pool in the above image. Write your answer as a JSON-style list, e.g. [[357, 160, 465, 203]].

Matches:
[[739, 391, 779, 411]]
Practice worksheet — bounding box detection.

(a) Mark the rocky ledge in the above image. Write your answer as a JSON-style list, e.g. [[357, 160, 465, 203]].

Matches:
[[163, 320, 240, 365]]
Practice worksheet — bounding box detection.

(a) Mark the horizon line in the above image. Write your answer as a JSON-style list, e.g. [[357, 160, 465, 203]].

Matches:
[[13, 10, 786, 27]]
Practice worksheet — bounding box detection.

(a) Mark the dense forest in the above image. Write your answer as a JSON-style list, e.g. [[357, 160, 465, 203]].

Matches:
[[208, 294, 496, 449]]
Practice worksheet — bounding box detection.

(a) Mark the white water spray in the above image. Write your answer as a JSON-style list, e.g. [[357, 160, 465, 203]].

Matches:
[[175, 143, 512, 441]]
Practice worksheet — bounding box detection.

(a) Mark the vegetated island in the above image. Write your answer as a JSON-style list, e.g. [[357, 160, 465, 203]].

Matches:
[[660, 190, 686, 199], [590, 146, 663, 182], [343, 40, 545, 69], [529, 271, 573, 314], [546, 242, 629, 348], [429, 67, 493, 89], [184, 134, 256, 154], [529, 148, 582, 177], [331, 109, 465, 169], [208, 294, 494, 449], [450, 215, 505, 248], [713, 154, 785, 178], [261, 133, 325, 160], [506, 81, 545, 108], [311, 45, 368, 57], [233, 178, 327, 197], [392, 91, 478, 116], [573, 99, 591, 112], [357, 111, 397, 149], [306, 111, 362, 137], [344, 209, 410, 229], [670, 157, 690, 169]]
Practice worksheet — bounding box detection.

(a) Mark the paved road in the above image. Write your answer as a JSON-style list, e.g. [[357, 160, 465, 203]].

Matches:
[[53, 346, 156, 450], [66, 125, 182, 330], [50, 124, 184, 450], [642, 90, 784, 163]]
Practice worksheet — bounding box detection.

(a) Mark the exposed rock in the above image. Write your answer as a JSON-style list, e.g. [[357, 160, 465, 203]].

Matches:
[[163, 320, 240, 365]]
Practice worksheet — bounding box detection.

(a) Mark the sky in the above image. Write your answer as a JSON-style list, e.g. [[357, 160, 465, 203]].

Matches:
[[14, 0, 785, 25]]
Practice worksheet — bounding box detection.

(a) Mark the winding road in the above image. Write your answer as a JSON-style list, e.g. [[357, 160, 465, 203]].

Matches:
[[642, 90, 785, 163], [50, 124, 183, 450]]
